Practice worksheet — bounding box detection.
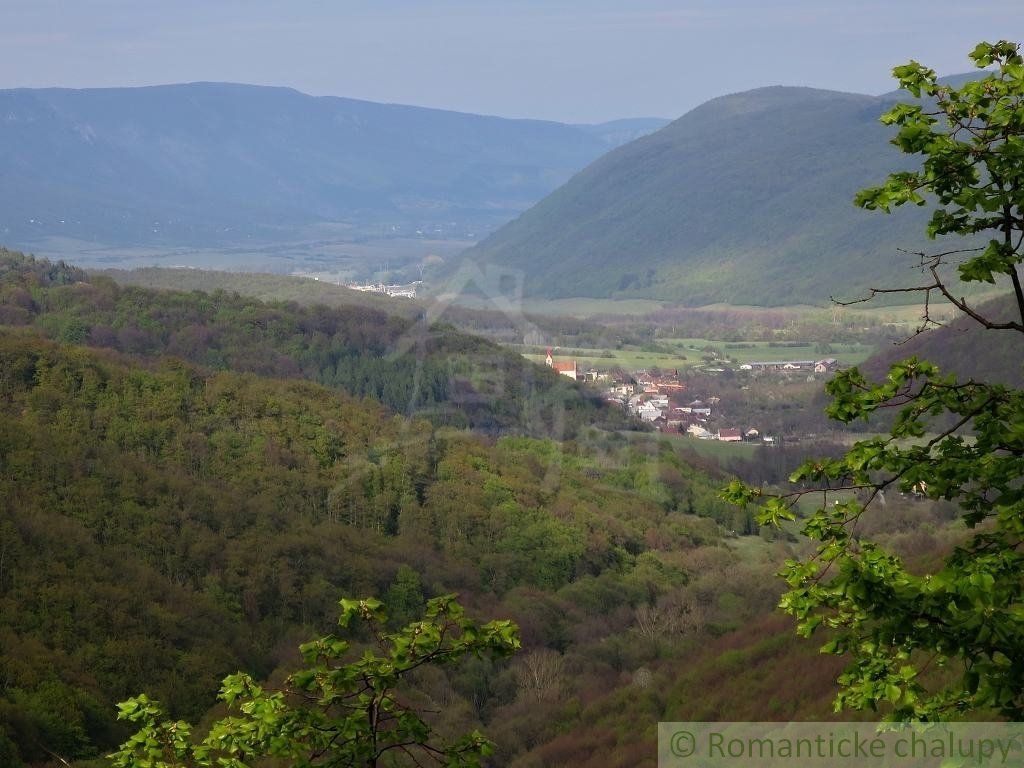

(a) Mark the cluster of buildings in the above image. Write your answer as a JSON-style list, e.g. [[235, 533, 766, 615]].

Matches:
[[346, 281, 420, 298], [544, 350, 606, 383], [738, 358, 839, 374], [590, 368, 767, 443], [634, 388, 772, 444], [544, 350, 847, 445], [545, 354, 759, 443]]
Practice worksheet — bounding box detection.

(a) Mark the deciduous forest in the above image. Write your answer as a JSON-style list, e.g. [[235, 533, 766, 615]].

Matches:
[[0, 250, 823, 767]]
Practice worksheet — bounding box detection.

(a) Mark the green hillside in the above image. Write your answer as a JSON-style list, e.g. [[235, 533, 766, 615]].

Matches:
[[862, 294, 1024, 387], [0, 327, 797, 766], [0, 249, 972, 766], [0, 249, 628, 438], [453, 85, 959, 306], [105, 267, 418, 317]]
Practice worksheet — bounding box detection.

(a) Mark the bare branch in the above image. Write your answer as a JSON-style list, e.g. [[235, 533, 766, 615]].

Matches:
[[832, 243, 1024, 337]]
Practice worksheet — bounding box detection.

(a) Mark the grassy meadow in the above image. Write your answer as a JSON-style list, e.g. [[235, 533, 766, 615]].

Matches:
[[521, 336, 876, 372], [622, 429, 762, 460]]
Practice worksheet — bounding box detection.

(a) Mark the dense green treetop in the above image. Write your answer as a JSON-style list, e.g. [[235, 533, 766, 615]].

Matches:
[[729, 40, 1024, 720], [110, 596, 521, 768]]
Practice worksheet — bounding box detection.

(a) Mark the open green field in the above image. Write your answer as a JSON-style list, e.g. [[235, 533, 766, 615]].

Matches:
[[620, 429, 760, 460], [30, 233, 469, 284], [106, 267, 421, 317], [519, 297, 670, 316], [446, 292, 999, 322], [448, 294, 853, 320], [825, 290, 1009, 330], [445, 293, 1014, 356], [444, 294, 670, 317], [664, 338, 875, 366], [523, 349, 694, 370], [669, 435, 761, 460], [521, 336, 876, 372]]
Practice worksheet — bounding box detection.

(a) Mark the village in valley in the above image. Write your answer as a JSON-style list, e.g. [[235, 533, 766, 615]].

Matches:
[[344, 280, 420, 298], [544, 346, 844, 445]]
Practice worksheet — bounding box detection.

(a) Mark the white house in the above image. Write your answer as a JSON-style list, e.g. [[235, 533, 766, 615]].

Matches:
[[637, 402, 663, 422]]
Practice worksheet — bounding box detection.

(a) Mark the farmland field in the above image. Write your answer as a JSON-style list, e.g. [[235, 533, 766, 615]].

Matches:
[[663, 338, 876, 366], [522, 349, 694, 370], [520, 336, 876, 372], [656, 433, 761, 460], [446, 294, 670, 317]]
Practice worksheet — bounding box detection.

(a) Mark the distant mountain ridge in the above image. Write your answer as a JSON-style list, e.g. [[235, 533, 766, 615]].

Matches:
[[453, 81, 980, 306], [0, 82, 666, 246], [574, 117, 671, 146]]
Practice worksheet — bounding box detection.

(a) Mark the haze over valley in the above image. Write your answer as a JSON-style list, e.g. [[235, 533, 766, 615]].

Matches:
[[0, 82, 666, 280], [2, 75, 985, 308]]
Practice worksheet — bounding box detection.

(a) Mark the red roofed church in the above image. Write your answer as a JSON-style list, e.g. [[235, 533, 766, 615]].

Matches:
[[545, 348, 579, 380]]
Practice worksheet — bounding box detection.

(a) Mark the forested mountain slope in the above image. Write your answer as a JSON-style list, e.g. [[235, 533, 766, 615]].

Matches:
[[0, 249, 968, 766], [862, 294, 1024, 387], [455, 85, 945, 306], [0, 331, 783, 766], [105, 267, 418, 317], [0, 83, 660, 246], [0, 249, 626, 437]]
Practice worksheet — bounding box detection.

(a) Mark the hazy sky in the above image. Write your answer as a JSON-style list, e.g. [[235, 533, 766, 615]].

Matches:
[[1, 1, 1021, 123]]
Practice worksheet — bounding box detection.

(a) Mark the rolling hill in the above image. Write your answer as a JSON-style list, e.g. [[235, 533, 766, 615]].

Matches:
[[0, 251, 820, 767], [104, 266, 419, 318], [453, 84, 962, 306], [0, 83, 665, 247], [0, 249, 631, 437]]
